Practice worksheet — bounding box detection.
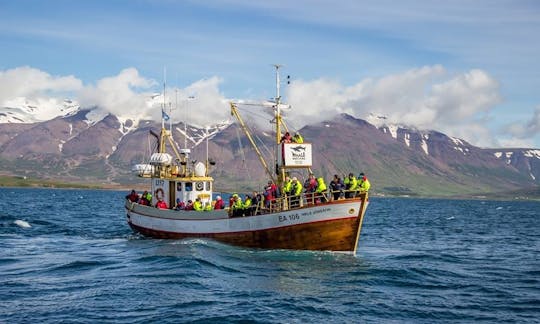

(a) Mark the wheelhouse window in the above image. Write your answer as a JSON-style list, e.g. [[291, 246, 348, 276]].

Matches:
[[195, 182, 204, 191], [205, 181, 211, 191], [177, 182, 183, 191], [185, 182, 193, 192]]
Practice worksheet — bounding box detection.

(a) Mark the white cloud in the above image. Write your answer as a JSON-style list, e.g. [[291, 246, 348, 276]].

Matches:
[[286, 66, 502, 147], [1, 65, 537, 148], [78, 69, 229, 127], [0, 66, 82, 104], [502, 106, 540, 147], [78, 68, 156, 121], [171, 77, 229, 127]]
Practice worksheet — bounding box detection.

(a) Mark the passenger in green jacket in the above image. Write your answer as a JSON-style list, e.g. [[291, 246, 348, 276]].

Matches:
[[315, 177, 328, 202], [193, 198, 204, 211], [231, 194, 243, 217], [343, 173, 358, 198], [290, 176, 303, 208], [282, 176, 293, 196], [243, 195, 252, 216], [292, 132, 304, 143], [358, 173, 371, 193]]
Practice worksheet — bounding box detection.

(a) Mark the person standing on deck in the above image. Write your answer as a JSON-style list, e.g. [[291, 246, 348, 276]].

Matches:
[[280, 132, 292, 143], [344, 173, 358, 198], [264, 180, 278, 209], [292, 132, 304, 143], [282, 176, 292, 207], [358, 173, 371, 193], [174, 198, 185, 210], [243, 195, 253, 216], [214, 196, 225, 210], [193, 198, 203, 211], [329, 175, 344, 200], [231, 194, 243, 217], [155, 198, 168, 209], [291, 177, 303, 208], [315, 177, 328, 203], [304, 173, 318, 204], [126, 190, 139, 202]]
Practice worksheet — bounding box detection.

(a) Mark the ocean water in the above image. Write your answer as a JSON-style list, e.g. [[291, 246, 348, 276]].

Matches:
[[0, 188, 539, 323]]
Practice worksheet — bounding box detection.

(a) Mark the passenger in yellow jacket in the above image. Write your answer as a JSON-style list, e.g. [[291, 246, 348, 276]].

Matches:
[[315, 177, 328, 202], [290, 177, 303, 208], [292, 132, 303, 143], [358, 173, 371, 193], [243, 195, 252, 216], [193, 198, 204, 211], [231, 194, 243, 217], [282, 177, 292, 196], [343, 173, 358, 198]]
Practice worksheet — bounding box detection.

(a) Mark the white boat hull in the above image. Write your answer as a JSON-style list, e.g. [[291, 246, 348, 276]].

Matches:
[[125, 195, 369, 252]]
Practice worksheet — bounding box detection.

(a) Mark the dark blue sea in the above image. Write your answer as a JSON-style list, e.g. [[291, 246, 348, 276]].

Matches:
[[1, 188, 539, 323]]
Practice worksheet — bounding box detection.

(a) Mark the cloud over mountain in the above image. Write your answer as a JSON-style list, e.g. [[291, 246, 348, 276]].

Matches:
[[0, 65, 535, 148], [0, 66, 82, 102], [286, 66, 502, 147]]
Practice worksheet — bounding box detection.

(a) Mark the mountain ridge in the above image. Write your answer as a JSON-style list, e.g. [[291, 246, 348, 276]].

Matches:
[[0, 103, 539, 197]]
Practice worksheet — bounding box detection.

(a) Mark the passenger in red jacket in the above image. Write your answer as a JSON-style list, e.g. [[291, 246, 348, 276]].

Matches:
[[155, 199, 168, 209], [126, 189, 139, 202], [214, 196, 225, 210]]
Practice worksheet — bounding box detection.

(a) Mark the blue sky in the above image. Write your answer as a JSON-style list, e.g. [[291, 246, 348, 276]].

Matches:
[[1, 0, 539, 148]]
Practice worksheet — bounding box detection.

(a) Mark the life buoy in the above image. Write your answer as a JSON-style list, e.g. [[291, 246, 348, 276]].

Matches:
[[155, 188, 165, 200], [196, 182, 204, 191]]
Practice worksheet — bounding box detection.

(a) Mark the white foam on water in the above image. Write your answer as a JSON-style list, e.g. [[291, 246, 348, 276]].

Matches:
[[496, 207, 503, 210], [14, 220, 31, 228]]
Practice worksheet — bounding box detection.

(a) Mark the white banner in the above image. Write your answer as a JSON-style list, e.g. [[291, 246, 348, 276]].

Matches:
[[278, 143, 312, 167]]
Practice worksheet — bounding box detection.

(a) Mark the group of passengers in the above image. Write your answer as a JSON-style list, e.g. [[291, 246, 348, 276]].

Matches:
[[173, 196, 226, 211], [329, 173, 371, 199], [229, 192, 261, 217], [126, 190, 153, 205], [126, 172, 370, 214], [280, 132, 303, 144], [126, 190, 225, 211]]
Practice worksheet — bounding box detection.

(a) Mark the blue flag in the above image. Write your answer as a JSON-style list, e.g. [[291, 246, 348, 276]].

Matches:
[[162, 110, 170, 121]]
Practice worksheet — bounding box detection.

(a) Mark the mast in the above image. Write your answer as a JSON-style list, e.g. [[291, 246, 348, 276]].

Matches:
[[274, 64, 283, 144], [229, 65, 290, 186], [273, 64, 286, 188], [160, 67, 167, 153]]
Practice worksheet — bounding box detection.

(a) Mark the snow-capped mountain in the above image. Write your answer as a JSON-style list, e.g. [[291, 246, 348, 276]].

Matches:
[[0, 100, 539, 197], [0, 97, 79, 123]]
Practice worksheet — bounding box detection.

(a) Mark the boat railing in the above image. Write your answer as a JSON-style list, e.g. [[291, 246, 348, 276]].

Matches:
[[250, 189, 366, 216]]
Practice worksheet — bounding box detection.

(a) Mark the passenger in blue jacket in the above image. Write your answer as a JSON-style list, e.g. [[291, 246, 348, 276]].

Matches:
[[329, 174, 344, 201]]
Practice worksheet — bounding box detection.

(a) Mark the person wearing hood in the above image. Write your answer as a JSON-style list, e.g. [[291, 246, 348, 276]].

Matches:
[[344, 173, 358, 198], [126, 189, 139, 202], [358, 172, 371, 193], [292, 132, 303, 143], [315, 177, 328, 203], [193, 198, 203, 211], [214, 196, 225, 210]]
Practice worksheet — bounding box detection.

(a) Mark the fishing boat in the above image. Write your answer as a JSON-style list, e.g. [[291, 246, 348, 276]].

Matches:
[[125, 66, 369, 253]]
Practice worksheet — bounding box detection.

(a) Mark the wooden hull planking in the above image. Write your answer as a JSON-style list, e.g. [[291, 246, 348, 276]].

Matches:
[[126, 195, 368, 252]]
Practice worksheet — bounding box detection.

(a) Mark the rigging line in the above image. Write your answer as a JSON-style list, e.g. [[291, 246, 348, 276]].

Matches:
[[239, 114, 274, 159], [251, 128, 274, 161], [235, 105, 276, 126], [144, 132, 158, 162], [317, 148, 347, 176], [235, 125, 250, 179], [234, 108, 275, 160]]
